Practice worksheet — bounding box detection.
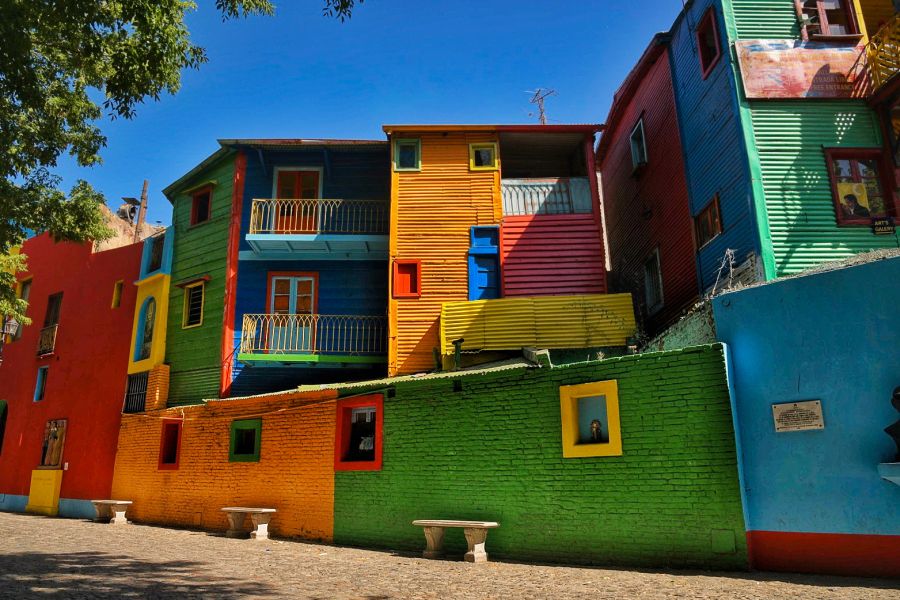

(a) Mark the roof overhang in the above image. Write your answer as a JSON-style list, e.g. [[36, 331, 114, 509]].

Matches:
[[383, 124, 602, 135]]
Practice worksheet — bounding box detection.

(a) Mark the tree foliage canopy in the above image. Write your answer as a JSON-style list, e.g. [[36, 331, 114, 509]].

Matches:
[[0, 0, 359, 323]]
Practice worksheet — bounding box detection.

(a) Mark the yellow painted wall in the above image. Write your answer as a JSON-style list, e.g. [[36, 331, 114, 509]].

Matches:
[[128, 272, 170, 375], [389, 130, 502, 375], [25, 469, 64, 516], [440, 293, 637, 355], [110, 389, 338, 540]]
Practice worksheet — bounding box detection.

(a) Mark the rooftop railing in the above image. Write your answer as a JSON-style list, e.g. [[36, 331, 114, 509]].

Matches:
[[240, 313, 387, 357], [249, 199, 389, 235], [501, 177, 593, 216]]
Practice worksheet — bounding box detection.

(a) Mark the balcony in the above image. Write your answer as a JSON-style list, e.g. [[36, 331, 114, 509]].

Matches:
[[501, 177, 592, 216], [866, 15, 900, 91], [245, 198, 389, 260], [238, 313, 387, 366], [37, 324, 57, 356]]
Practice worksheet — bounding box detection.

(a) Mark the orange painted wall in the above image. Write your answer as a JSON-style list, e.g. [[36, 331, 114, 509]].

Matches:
[[389, 131, 502, 375], [110, 390, 338, 540]]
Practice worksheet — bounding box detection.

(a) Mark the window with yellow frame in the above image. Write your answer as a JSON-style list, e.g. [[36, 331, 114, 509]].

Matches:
[[469, 143, 499, 171], [182, 281, 205, 329], [559, 380, 622, 458]]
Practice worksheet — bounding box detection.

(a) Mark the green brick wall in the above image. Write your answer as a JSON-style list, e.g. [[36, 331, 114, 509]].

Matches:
[[334, 344, 748, 570], [165, 153, 236, 406]]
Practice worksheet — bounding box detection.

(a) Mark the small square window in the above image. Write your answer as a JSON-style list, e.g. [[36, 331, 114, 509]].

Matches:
[[559, 380, 622, 458], [111, 280, 124, 309], [469, 143, 499, 171], [643, 249, 664, 315], [695, 196, 723, 249], [335, 394, 384, 471], [158, 420, 182, 470], [34, 366, 49, 402], [824, 148, 896, 225], [182, 282, 205, 328], [394, 139, 421, 171], [799, 0, 861, 40], [229, 419, 261, 462], [190, 188, 212, 226], [630, 119, 648, 171], [697, 8, 721, 79], [392, 260, 421, 299]]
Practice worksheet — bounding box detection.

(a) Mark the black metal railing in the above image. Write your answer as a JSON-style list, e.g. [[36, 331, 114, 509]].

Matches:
[[123, 372, 149, 414]]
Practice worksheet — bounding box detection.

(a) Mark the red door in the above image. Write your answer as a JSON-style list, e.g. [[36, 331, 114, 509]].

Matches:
[[275, 170, 320, 233]]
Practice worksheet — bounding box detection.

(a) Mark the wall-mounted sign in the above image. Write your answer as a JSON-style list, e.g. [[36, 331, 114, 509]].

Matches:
[[736, 40, 870, 99], [772, 401, 825, 432], [873, 216, 896, 235]]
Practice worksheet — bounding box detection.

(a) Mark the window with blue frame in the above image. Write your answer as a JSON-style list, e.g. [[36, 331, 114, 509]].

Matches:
[[135, 297, 156, 361], [468, 226, 501, 301], [34, 366, 49, 402]]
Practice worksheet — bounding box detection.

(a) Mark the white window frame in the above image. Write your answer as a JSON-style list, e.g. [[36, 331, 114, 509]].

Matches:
[[271, 166, 325, 199], [630, 119, 648, 171]]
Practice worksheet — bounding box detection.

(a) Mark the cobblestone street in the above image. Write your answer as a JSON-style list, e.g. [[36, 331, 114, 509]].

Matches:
[[0, 513, 897, 599]]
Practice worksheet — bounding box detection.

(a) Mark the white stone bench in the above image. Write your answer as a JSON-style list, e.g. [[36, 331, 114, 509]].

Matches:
[[221, 507, 277, 540], [412, 520, 500, 563], [91, 500, 133, 525]]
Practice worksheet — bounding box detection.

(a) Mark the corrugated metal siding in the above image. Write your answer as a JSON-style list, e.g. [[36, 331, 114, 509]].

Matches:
[[730, 0, 800, 39], [750, 100, 899, 274], [390, 132, 501, 375], [165, 154, 235, 406], [859, 0, 896, 35], [670, 0, 760, 290], [501, 214, 606, 297], [440, 294, 636, 354]]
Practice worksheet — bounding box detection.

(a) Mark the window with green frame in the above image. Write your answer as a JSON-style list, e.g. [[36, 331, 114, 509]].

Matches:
[[393, 138, 421, 171], [229, 418, 262, 462]]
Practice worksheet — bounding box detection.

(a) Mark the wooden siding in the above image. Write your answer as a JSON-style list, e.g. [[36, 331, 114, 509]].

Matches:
[[601, 43, 700, 336], [440, 294, 636, 355], [165, 153, 236, 406], [390, 132, 501, 376], [749, 100, 899, 275], [501, 214, 606, 297], [729, 0, 800, 39], [671, 0, 761, 290]]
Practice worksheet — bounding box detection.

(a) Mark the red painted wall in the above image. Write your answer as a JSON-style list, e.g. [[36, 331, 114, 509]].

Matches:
[[500, 213, 607, 297], [598, 42, 698, 336], [0, 235, 142, 502]]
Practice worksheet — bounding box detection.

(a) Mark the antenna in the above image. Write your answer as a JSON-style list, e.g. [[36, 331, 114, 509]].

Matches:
[[527, 88, 557, 125]]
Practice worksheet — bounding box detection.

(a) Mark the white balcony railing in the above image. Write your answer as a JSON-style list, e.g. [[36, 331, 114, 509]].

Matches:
[[501, 177, 593, 216], [240, 313, 387, 356], [249, 199, 389, 235]]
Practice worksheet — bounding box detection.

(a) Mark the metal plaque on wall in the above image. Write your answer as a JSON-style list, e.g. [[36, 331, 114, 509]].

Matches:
[[772, 401, 825, 432]]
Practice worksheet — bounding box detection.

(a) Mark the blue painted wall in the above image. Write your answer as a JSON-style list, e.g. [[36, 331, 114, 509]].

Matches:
[[138, 227, 173, 279], [668, 0, 759, 290], [712, 256, 900, 535]]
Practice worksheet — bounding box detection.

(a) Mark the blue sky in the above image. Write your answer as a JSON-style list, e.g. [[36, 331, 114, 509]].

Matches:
[[55, 1, 682, 226]]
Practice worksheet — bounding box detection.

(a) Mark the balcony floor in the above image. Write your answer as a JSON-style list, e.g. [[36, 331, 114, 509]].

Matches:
[[244, 234, 388, 261]]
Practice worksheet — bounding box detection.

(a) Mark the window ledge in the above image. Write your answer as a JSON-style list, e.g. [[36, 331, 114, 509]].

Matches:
[[810, 33, 863, 44]]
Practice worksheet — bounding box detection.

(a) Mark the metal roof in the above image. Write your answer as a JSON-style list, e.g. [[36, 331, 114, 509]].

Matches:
[[218, 138, 387, 147], [383, 124, 602, 134]]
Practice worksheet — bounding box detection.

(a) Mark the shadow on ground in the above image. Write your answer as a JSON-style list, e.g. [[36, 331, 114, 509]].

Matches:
[[0, 551, 272, 598]]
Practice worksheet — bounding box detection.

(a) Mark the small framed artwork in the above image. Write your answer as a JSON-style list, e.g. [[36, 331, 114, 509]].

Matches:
[[559, 380, 622, 458]]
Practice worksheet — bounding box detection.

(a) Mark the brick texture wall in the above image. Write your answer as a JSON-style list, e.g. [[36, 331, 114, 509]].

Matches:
[[334, 344, 748, 569], [110, 390, 338, 540]]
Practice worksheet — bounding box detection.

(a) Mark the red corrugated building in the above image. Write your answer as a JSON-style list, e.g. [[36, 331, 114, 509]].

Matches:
[[0, 232, 142, 518], [597, 34, 698, 338]]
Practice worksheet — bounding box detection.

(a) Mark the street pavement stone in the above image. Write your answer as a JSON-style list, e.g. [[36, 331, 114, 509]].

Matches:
[[0, 512, 897, 599]]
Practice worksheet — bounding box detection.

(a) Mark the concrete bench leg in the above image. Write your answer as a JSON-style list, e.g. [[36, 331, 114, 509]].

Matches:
[[109, 506, 129, 525], [93, 504, 111, 523], [225, 513, 247, 538], [422, 526, 445, 559], [464, 528, 490, 563], [250, 513, 272, 540]]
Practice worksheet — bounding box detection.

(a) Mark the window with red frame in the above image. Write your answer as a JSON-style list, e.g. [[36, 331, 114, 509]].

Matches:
[[190, 188, 212, 226], [392, 260, 421, 298], [697, 9, 721, 79], [798, 0, 860, 40], [334, 395, 383, 471], [695, 196, 723, 249], [825, 148, 894, 225], [158, 421, 182, 469]]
